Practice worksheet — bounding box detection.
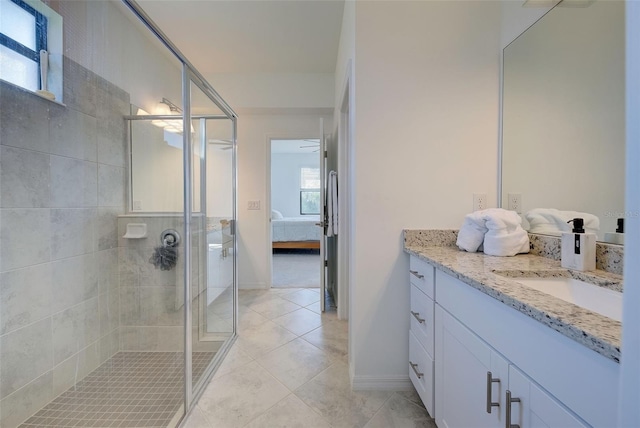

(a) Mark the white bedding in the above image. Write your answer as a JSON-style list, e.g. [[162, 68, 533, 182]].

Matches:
[[272, 216, 321, 242]]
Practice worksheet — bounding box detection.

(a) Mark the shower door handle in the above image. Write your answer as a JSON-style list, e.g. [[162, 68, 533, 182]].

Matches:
[[229, 219, 235, 235]]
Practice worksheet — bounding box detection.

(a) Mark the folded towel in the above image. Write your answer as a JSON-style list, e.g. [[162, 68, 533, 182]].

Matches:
[[457, 208, 529, 256], [525, 208, 600, 236], [481, 208, 529, 256], [456, 211, 487, 252]]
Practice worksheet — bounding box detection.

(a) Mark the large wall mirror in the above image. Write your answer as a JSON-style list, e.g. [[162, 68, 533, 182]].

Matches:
[[501, 0, 625, 243]]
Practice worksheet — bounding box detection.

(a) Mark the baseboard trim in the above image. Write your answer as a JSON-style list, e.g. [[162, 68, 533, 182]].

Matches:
[[351, 374, 413, 391]]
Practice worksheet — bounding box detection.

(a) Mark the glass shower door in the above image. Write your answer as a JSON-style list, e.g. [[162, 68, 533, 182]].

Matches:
[[186, 75, 237, 400]]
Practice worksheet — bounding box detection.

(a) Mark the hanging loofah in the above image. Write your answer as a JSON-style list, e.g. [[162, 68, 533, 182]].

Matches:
[[149, 246, 178, 271]]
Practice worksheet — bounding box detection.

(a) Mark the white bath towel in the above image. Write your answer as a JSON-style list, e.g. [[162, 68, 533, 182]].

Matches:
[[482, 209, 530, 257], [456, 211, 488, 252], [525, 208, 600, 236], [457, 208, 529, 256]]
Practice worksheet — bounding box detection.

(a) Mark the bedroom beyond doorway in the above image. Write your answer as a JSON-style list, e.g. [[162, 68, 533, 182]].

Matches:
[[270, 139, 322, 289]]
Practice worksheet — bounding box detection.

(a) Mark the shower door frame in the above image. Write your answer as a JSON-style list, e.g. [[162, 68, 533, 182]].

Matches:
[[121, 0, 239, 424], [123, 109, 238, 417]]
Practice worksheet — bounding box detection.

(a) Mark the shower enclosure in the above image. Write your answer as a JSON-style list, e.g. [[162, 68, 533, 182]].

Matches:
[[0, 0, 236, 427]]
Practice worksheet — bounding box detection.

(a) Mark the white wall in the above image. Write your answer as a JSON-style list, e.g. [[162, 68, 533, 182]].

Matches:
[[334, 0, 355, 121], [346, 0, 501, 387], [237, 114, 331, 289], [271, 153, 320, 218]]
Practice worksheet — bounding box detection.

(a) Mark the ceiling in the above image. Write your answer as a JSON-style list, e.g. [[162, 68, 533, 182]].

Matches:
[[137, 0, 345, 74]]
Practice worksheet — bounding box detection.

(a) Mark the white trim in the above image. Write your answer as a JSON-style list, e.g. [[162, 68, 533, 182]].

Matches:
[[497, 43, 504, 208], [337, 59, 353, 322], [351, 375, 413, 391], [266, 135, 273, 289], [619, 1, 640, 424]]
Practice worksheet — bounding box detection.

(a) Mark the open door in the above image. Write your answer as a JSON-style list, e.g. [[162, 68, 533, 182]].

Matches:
[[318, 119, 327, 312]]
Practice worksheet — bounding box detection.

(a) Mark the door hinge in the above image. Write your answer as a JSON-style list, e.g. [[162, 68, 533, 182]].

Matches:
[[324, 260, 328, 267], [324, 150, 328, 158]]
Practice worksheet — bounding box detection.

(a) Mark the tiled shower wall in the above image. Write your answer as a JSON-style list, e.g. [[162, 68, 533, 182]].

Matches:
[[118, 215, 214, 353], [0, 57, 128, 428]]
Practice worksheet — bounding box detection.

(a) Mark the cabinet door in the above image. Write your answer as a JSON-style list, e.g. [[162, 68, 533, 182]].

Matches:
[[507, 365, 587, 428], [435, 306, 508, 428]]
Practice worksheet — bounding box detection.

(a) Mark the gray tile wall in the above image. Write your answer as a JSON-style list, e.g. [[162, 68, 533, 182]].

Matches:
[[0, 57, 128, 428], [117, 215, 212, 353]]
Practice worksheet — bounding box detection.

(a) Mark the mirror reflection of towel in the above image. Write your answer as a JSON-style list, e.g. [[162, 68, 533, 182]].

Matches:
[[525, 208, 599, 236], [327, 171, 338, 237]]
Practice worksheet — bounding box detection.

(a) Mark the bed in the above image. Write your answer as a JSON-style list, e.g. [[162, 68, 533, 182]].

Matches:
[[272, 216, 321, 249]]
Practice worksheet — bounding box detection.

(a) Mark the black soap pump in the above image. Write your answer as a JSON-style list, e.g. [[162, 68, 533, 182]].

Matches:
[[605, 218, 625, 245], [561, 218, 596, 271]]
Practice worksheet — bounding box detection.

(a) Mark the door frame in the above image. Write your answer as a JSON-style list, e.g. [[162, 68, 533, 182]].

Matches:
[[266, 134, 322, 289], [337, 60, 354, 321]]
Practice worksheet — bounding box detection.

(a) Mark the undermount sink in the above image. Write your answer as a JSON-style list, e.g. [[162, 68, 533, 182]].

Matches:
[[496, 274, 622, 322]]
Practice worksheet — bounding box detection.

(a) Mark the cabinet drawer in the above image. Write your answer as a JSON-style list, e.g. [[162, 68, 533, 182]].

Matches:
[[410, 330, 434, 417], [409, 256, 435, 299], [410, 285, 434, 358]]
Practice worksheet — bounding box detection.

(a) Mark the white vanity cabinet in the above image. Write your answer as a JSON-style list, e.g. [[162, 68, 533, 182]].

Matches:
[[432, 268, 618, 428], [435, 306, 509, 427], [435, 305, 586, 428], [408, 256, 436, 416]]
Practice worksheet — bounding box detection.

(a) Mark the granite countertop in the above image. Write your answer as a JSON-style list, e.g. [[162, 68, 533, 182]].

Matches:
[[404, 244, 623, 363]]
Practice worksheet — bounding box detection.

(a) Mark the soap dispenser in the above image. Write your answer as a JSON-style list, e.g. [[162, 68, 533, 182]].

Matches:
[[561, 218, 596, 271], [604, 218, 625, 245]]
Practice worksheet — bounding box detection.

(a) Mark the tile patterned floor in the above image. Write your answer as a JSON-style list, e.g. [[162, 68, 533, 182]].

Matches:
[[183, 288, 436, 428], [19, 352, 215, 428]]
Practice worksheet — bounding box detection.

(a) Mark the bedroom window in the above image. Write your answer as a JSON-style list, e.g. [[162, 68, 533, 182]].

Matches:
[[300, 167, 320, 215], [0, 0, 48, 92]]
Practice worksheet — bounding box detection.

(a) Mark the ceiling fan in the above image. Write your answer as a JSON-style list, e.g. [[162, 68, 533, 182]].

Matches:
[[208, 139, 233, 150], [300, 139, 320, 152], [522, 0, 594, 7]]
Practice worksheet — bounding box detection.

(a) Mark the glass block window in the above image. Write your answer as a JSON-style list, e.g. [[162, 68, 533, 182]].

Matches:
[[0, 0, 48, 91]]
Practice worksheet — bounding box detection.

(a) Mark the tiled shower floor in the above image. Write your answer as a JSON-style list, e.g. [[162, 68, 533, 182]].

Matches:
[[19, 352, 215, 428]]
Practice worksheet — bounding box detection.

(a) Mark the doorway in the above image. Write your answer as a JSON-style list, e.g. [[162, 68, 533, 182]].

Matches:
[[270, 139, 322, 289]]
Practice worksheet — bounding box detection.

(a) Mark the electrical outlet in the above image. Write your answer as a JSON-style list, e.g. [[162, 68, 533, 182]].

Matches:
[[247, 200, 261, 210], [508, 193, 522, 213], [473, 193, 487, 211], [133, 200, 142, 211]]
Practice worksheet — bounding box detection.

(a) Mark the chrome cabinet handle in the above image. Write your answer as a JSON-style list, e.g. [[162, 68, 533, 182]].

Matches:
[[506, 390, 521, 428], [486, 371, 500, 413], [410, 270, 424, 279], [410, 311, 425, 324], [409, 361, 424, 379]]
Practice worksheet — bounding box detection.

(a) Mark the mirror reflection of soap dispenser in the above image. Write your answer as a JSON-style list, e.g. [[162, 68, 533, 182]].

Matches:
[[561, 218, 596, 271], [604, 218, 624, 245]]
